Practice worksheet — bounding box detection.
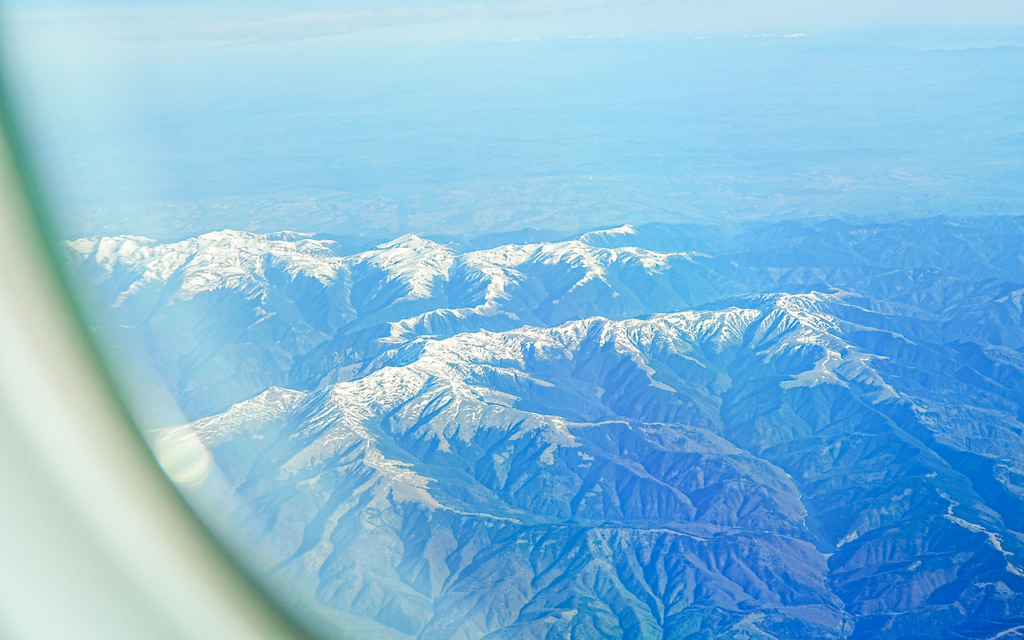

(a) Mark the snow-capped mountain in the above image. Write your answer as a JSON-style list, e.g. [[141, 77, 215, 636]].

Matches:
[[68, 217, 1024, 640]]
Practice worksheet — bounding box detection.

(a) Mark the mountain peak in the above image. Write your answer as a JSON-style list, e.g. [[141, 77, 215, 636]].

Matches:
[[578, 224, 638, 245], [350, 234, 456, 300], [374, 234, 448, 251]]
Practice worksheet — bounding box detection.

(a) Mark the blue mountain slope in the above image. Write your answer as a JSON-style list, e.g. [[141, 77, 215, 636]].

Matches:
[[68, 217, 1024, 639]]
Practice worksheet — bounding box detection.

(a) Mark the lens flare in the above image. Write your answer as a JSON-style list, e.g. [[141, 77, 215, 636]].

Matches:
[[155, 429, 210, 486]]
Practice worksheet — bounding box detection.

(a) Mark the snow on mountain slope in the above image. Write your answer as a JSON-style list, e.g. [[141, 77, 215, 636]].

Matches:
[[185, 293, 961, 639], [68, 219, 1024, 640], [191, 306, 850, 639], [68, 230, 348, 300], [346, 234, 456, 302], [577, 223, 639, 245], [66, 231, 358, 417], [382, 239, 748, 345], [575, 222, 739, 253]]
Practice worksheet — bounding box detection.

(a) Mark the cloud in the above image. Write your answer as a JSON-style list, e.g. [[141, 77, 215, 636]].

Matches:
[[497, 0, 622, 20], [186, 0, 652, 43], [189, 5, 490, 43]]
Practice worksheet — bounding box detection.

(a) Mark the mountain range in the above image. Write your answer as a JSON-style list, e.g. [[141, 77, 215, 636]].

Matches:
[[67, 216, 1024, 640]]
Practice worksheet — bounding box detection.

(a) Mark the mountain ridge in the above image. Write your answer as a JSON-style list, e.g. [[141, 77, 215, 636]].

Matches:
[[68, 217, 1024, 639]]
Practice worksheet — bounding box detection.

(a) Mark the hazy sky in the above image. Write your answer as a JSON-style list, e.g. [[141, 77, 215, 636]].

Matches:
[[6, 0, 1024, 45], [2, 1, 1023, 240]]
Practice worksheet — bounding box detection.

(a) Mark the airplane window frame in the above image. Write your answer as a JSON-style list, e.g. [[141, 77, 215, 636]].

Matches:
[[0, 77, 325, 640]]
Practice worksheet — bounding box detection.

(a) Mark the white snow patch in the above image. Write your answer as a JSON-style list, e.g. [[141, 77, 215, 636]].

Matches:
[[578, 224, 638, 244], [66, 230, 347, 303], [346, 235, 454, 300], [781, 348, 847, 389], [190, 386, 306, 446]]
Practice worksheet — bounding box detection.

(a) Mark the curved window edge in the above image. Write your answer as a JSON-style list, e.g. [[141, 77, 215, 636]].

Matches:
[[0, 78, 331, 640]]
